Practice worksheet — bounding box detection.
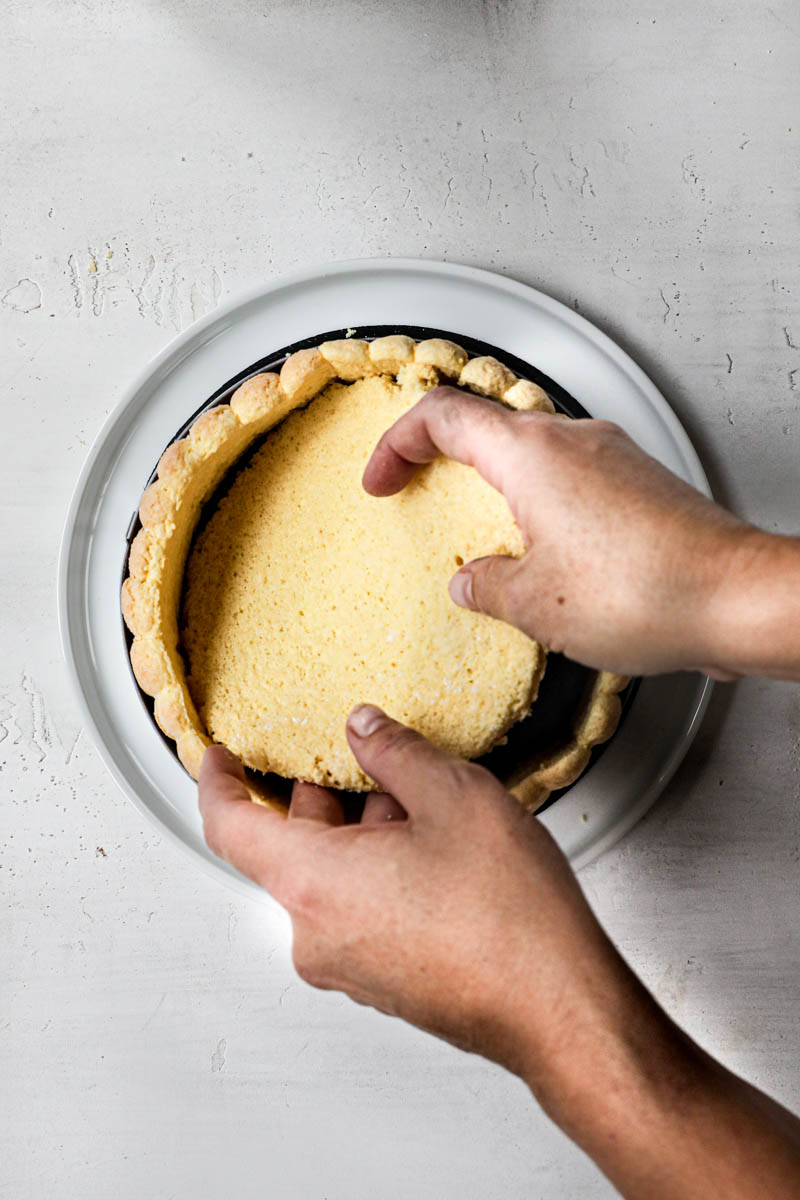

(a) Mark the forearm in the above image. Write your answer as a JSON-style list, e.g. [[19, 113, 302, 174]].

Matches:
[[202, 710, 800, 1195], [519, 950, 800, 1198], [708, 528, 800, 681]]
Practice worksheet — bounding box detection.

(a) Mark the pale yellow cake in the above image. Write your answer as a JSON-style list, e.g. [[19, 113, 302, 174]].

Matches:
[[180, 366, 544, 790], [122, 334, 626, 811]]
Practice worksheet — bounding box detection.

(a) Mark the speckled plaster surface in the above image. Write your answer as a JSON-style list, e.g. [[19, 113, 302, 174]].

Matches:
[[1, 2, 798, 1197]]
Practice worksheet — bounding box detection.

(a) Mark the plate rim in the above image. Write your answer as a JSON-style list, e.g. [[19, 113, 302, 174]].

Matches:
[[57, 255, 713, 891]]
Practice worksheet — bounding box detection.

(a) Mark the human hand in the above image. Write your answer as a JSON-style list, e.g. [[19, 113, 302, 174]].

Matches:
[[199, 705, 633, 1087], [199, 712, 800, 1198], [362, 386, 787, 679]]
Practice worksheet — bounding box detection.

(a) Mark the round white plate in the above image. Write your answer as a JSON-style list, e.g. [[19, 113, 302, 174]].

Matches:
[[58, 257, 711, 896]]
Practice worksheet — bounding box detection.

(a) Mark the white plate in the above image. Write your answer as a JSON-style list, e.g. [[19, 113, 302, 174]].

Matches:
[[58, 257, 711, 896]]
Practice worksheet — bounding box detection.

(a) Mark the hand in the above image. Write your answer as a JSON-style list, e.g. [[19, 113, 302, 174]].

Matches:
[[199, 712, 800, 1198], [362, 386, 800, 680], [199, 705, 624, 1082]]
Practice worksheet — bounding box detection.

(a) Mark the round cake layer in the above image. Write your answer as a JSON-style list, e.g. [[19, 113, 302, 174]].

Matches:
[[181, 367, 543, 789]]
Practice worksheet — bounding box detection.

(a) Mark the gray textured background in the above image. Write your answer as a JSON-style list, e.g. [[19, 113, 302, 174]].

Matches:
[[2, 2, 798, 1196]]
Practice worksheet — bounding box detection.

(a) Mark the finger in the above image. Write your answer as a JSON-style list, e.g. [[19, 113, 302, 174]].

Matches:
[[198, 743, 250, 812], [362, 386, 546, 498], [449, 553, 536, 637], [360, 791, 407, 825], [198, 745, 302, 892], [289, 780, 345, 825], [345, 705, 497, 822]]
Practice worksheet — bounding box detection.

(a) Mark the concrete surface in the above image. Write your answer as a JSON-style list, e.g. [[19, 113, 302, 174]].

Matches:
[[2, 1, 798, 1197]]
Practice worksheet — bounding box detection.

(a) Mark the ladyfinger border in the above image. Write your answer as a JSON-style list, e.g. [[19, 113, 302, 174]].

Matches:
[[121, 333, 622, 813]]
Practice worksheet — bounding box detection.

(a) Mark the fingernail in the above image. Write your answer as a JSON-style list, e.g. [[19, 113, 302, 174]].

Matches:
[[347, 703, 387, 737], [448, 568, 474, 609]]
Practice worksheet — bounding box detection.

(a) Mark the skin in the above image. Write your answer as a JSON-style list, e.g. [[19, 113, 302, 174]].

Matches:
[[198, 387, 800, 1198]]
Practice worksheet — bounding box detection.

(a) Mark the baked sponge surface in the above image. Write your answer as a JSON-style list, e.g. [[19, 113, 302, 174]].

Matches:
[[181, 370, 543, 789]]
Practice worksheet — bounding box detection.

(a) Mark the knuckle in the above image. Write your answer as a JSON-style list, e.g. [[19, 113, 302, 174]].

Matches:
[[281, 868, 320, 918], [516, 409, 553, 433], [422, 383, 460, 405], [450, 760, 484, 793], [291, 941, 331, 990], [475, 552, 505, 589], [588, 417, 624, 441], [202, 813, 225, 860], [451, 760, 499, 803], [291, 942, 315, 984], [472, 555, 529, 623], [424, 384, 480, 424], [505, 560, 534, 612], [517, 411, 560, 453], [370, 723, 423, 765], [426, 386, 520, 449], [372, 426, 392, 457], [469, 563, 496, 613]]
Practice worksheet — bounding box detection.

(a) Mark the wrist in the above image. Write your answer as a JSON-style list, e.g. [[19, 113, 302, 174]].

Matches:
[[523, 981, 800, 1199], [704, 527, 800, 680], [518, 953, 698, 1132], [520, 972, 720, 1195]]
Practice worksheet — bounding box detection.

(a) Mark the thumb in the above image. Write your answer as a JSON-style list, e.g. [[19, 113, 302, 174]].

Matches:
[[345, 705, 495, 823], [448, 555, 534, 636]]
